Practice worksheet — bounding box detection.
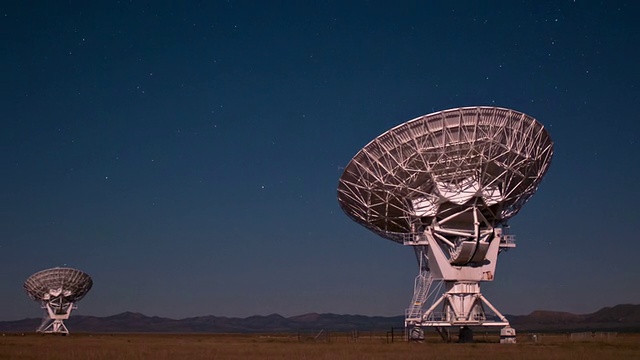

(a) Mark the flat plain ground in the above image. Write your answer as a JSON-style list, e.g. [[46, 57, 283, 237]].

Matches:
[[1, 332, 639, 360]]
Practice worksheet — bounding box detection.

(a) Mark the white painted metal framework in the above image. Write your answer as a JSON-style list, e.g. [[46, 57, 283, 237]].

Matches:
[[338, 107, 553, 342], [24, 267, 93, 335]]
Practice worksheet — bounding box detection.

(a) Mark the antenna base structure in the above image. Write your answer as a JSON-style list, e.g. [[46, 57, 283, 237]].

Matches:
[[403, 211, 516, 340], [36, 292, 78, 335]]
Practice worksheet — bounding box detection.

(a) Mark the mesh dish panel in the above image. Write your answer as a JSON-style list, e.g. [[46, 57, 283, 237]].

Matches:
[[24, 267, 93, 302], [337, 106, 553, 243]]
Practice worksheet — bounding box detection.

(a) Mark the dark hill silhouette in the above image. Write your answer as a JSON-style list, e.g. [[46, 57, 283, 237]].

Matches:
[[508, 304, 640, 332], [1, 304, 638, 333]]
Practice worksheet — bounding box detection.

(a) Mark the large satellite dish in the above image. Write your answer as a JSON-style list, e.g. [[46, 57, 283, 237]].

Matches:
[[24, 267, 93, 335], [338, 106, 553, 343]]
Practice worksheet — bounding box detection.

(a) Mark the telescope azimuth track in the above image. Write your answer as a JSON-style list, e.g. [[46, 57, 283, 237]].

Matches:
[[338, 106, 553, 343]]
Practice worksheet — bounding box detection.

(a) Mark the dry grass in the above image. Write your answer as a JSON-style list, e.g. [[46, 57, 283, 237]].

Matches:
[[0, 332, 638, 360]]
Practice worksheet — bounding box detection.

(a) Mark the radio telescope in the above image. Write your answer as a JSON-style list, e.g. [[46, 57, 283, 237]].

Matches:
[[338, 106, 553, 343], [24, 267, 93, 335]]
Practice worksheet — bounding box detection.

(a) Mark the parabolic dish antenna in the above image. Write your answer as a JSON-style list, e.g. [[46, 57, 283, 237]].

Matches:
[[24, 267, 93, 335], [338, 106, 553, 343]]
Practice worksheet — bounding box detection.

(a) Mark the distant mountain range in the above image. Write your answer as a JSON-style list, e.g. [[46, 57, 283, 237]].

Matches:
[[508, 304, 640, 332], [1, 304, 639, 333]]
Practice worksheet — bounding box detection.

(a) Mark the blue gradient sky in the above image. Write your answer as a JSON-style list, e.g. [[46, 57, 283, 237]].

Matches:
[[2, 1, 639, 321]]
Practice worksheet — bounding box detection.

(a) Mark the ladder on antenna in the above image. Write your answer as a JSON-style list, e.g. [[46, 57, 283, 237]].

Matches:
[[405, 271, 434, 322]]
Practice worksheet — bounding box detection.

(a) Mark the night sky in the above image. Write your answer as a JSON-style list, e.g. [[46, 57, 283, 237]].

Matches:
[[2, 1, 639, 321]]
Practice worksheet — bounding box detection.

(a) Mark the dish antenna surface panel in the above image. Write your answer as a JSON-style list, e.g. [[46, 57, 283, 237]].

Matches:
[[24, 267, 93, 335], [338, 106, 553, 343], [338, 106, 553, 242]]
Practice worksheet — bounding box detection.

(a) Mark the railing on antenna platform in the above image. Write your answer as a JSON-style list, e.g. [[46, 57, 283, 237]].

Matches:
[[500, 234, 516, 248], [405, 272, 434, 322]]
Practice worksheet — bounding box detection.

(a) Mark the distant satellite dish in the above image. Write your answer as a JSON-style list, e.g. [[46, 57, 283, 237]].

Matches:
[[24, 267, 93, 335], [338, 106, 553, 343]]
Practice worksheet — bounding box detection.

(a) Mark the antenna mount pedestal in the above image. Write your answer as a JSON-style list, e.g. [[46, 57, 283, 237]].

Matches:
[[37, 300, 76, 335], [404, 227, 516, 342]]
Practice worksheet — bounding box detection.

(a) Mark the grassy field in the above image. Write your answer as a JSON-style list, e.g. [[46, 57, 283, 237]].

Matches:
[[1, 332, 639, 360]]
